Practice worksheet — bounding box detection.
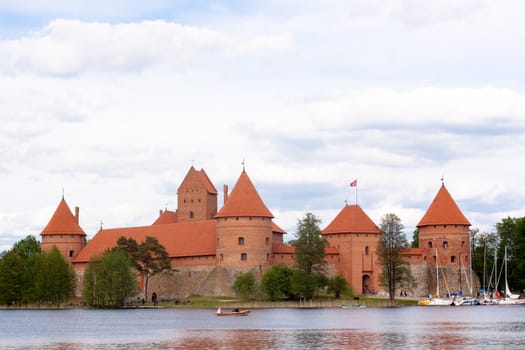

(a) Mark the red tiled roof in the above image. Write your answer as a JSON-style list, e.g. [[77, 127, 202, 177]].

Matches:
[[272, 244, 295, 254], [271, 244, 339, 255], [73, 220, 217, 263], [152, 210, 178, 225], [41, 198, 86, 236], [400, 247, 425, 256], [325, 246, 339, 255], [322, 204, 380, 235], [195, 168, 218, 195], [215, 170, 273, 218], [417, 184, 471, 227], [272, 221, 287, 234]]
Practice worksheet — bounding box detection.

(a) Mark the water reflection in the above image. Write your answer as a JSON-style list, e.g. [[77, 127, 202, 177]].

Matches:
[[1, 307, 525, 350]]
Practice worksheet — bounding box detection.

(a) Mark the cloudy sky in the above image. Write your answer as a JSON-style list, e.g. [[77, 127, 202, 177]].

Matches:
[[1, 0, 524, 252]]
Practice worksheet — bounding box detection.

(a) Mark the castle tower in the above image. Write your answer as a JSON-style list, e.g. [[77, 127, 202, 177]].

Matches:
[[323, 204, 381, 294], [215, 169, 274, 270], [40, 197, 86, 264], [177, 166, 218, 222], [417, 183, 471, 268]]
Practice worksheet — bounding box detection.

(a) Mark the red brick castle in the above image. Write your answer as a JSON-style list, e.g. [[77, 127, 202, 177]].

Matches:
[[39, 166, 472, 298]]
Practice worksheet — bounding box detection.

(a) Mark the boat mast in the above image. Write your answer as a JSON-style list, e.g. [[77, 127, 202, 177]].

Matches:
[[469, 231, 473, 296], [435, 248, 439, 297]]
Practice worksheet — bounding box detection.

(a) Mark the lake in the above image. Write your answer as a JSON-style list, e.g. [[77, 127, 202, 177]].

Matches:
[[1, 306, 524, 349]]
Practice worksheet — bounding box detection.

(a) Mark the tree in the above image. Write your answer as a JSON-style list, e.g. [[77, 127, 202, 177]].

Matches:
[[0, 251, 24, 305], [34, 247, 75, 307], [376, 213, 414, 305], [0, 236, 42, 305], [291, 212, 328, 300], [262, 263, 295, 300], [471, 229, 498, 291], [233, 272, 257, 300], [83, 249, 138, 308], [495, 216, 525, 291], [117, 236, 171, 301], [328, 275, 351, 299], [411, 229, 419, 248]]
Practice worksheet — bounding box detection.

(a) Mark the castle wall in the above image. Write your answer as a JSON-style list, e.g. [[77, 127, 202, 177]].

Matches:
[[324, 233, 380, 294], [216, 217, 273, 268], [419, 224, 470, 267], [41, 234, 85, 264]]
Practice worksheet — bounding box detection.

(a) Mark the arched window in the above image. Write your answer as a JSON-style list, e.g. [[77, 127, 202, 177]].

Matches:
[[451, 256, 456, 263], [241, 253, 247, 261], [443, 241, 448, 248], [238, 237, 245, 245], [428, 241, 433, 248], [365, 246, 369, 255], [69, 250, 74, 257]]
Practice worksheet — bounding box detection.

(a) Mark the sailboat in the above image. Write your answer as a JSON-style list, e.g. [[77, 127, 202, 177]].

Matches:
[[495, 246, 523, 305], [419, 249, 454, 306]]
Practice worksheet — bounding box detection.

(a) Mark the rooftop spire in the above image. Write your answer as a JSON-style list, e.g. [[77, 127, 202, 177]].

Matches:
[[417, 184, 470, 227]]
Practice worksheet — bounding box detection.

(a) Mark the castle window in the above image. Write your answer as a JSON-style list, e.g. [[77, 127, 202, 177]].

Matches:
[[428, 242, 433, 248], [190, 211, 194, 219], [451, 256, 456, 263], [238, 237, 245, 245], [365, 246, 369, 255], [443, 241, 448, 248], [266, 237, 269, 246], [461, 241, 465, 247], [267, 253, 270, 261], [241, 253, 247, 261], [69, 250, 74, 257]]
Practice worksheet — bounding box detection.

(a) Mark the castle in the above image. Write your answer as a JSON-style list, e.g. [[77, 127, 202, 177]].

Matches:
[[40, 166, 473, 298]]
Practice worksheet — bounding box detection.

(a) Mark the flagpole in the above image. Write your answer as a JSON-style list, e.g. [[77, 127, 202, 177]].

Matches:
[[350, 179, 358, 205]]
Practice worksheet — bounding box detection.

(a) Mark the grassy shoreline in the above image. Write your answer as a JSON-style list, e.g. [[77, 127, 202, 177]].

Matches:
[[0, 295, 418, 310]]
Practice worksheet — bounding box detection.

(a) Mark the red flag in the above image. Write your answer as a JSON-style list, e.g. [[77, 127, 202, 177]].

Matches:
[[350, 179, 357, 187]]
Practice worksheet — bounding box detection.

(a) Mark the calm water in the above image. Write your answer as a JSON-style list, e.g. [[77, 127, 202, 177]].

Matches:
[[1, 306, 524, 349]]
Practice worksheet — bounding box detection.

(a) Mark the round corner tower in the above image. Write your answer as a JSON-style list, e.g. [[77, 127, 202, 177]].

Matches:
[[40, 197, 86, 264], [417, 183, 471, 268], [215, 170, 273, 271]]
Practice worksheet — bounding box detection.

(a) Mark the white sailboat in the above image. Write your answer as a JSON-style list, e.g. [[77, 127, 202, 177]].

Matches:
[[495, 246, 521, 305], [419, 249, 454, 306]]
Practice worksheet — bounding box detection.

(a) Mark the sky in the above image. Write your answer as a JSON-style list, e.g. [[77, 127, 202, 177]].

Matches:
[[1, 0, 524, 252]]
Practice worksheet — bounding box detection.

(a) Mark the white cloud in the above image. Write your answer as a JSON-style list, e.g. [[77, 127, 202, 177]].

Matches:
[[0, 20, 294, 76]]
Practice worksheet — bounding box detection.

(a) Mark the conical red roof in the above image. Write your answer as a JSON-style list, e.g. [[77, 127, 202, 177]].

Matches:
[[152, 210, 178, 225], [322, 204, 380, 234], [215, 170, 273, 218], [417, 184, 470, 227], [41, 198, 86, 236]]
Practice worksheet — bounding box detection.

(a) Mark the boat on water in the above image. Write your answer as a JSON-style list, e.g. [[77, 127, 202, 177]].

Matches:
[[341, 304, 367, 309], [419, 249, 455, 306], [216, 307, 251, 316]]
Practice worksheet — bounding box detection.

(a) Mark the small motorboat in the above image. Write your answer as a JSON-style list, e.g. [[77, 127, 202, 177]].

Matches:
[[341, 304, 367, 309], [216, 307, 251, 316]]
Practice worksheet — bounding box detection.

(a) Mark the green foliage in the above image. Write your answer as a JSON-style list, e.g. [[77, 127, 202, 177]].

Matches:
[[34, 247, 75, 306], [292, 213, 328, 275], [0, 235, 42, 305], [494, 217, 525, 291], [232, 272, 257, 300], [83, 249, 138, 308], [0, 251, 24, 305], [262, 263, 295, 300], [376, 213, 414, 304], [328, 275, 351, 299], [117, 236, 171, 301], [411, 229, 419, 248], [291, 212, 329, 300]]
